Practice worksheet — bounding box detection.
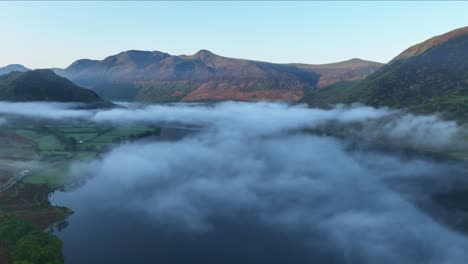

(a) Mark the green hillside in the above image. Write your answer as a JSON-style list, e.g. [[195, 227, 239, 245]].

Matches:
[[0, 70, 113, 107], [306, 26, 468, 120]]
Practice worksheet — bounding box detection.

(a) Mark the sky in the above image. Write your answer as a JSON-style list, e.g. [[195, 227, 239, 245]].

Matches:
[[1, 1, 467, 69]]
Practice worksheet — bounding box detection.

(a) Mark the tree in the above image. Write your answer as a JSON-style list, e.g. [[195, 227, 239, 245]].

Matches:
[[0, 217, 35, 248], [0, 217, 63, 264], [13, 232, 62, 264]]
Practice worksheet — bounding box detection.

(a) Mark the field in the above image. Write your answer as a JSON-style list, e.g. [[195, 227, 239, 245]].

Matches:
[[0, 123, 160, 189]]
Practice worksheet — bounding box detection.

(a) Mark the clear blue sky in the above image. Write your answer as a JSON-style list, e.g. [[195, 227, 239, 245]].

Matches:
[[1, 1, 467, 69]]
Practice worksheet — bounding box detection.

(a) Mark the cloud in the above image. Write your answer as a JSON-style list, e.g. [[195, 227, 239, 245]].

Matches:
[[0, 102, 91, 120], [49, 101, 468, 264], [0, 101, 461, 153], [92, 102, 461, 152], [361, 113, 460, 152]]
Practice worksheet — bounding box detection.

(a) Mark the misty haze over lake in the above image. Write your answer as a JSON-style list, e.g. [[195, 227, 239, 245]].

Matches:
[[0, 101, 449, 264]]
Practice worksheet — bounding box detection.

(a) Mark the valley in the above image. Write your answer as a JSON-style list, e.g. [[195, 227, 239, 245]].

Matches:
[[2, 102, 468, 263], [0, 2, 468, 263]]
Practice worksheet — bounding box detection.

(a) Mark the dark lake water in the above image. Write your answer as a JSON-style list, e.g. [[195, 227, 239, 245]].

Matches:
[[48, 202, 343, 264], [49, 126, 340, 264], [49, 125, 468, 264]]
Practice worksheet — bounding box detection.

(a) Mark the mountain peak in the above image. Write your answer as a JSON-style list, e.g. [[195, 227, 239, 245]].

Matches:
[[66, 59, 99, 72], [190, 49, 222, 67], [118, 50, 151, 56], [193, 49, 219, 61], [118, 50, 169, 57], [194, 49, 215, 56], [3, 64, 26, 68], [347, 58, 365, 62], [0, 64, 31, 76], [105, 50, 171, 68]]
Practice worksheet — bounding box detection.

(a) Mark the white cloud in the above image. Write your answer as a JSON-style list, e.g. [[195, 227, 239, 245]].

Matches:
[[47, 101, 468, 264]]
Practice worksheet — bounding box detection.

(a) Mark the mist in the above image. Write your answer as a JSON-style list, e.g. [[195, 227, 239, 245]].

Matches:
[[0, 102, 92, 120], [26, 101, 466, 264], [0, 101, 462, 152]]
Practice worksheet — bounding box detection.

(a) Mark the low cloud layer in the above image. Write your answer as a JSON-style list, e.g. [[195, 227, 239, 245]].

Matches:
[[40, 101, 468, 263], [0, 102, 91, 120], [0, 101, 462, 152]]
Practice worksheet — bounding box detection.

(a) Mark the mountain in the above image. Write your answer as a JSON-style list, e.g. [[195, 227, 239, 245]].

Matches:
[[0, 64, 30, 76], [305, 26, 468, 119], [0, 69, 113, 107], [293, 58, 383, 88], [59, 50, 381, 102]]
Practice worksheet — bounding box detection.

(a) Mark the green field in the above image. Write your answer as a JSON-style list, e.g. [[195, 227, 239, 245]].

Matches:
[[0, 124, 160, 189]]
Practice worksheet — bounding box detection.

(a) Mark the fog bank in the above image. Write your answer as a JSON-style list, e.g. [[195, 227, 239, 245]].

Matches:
[[46, 101, 468, 264], [0, 101, 462, 152], [0, 102, 91, 120]]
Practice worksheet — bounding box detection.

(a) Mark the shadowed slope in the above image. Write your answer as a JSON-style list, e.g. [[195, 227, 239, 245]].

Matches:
[[0, 70, 113, 108]]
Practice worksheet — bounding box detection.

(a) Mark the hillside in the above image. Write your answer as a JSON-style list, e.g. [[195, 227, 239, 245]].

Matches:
[[58, 50, 381, 102], [0, 64, 30, 76], [293, 58, 383, 88], [0, 70, 113, 107], [305, 26, 468, 119]]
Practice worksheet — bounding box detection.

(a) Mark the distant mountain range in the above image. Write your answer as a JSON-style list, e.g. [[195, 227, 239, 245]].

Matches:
[[55, 50, 382, 102], [0, 70, 112, 107], [0, 64, 30, 76], [1, 26, 467, 119], [304, 26, 468, 119]]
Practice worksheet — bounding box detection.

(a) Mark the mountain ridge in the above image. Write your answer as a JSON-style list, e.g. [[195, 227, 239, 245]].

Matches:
[[391, 26, 468, 62], [292, 58, 383, 88], [304, 26, 468, 120], [57, 49, 382, 102]]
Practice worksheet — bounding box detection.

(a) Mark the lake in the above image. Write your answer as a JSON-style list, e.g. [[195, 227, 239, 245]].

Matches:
[[49, 103, 468, 264]]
